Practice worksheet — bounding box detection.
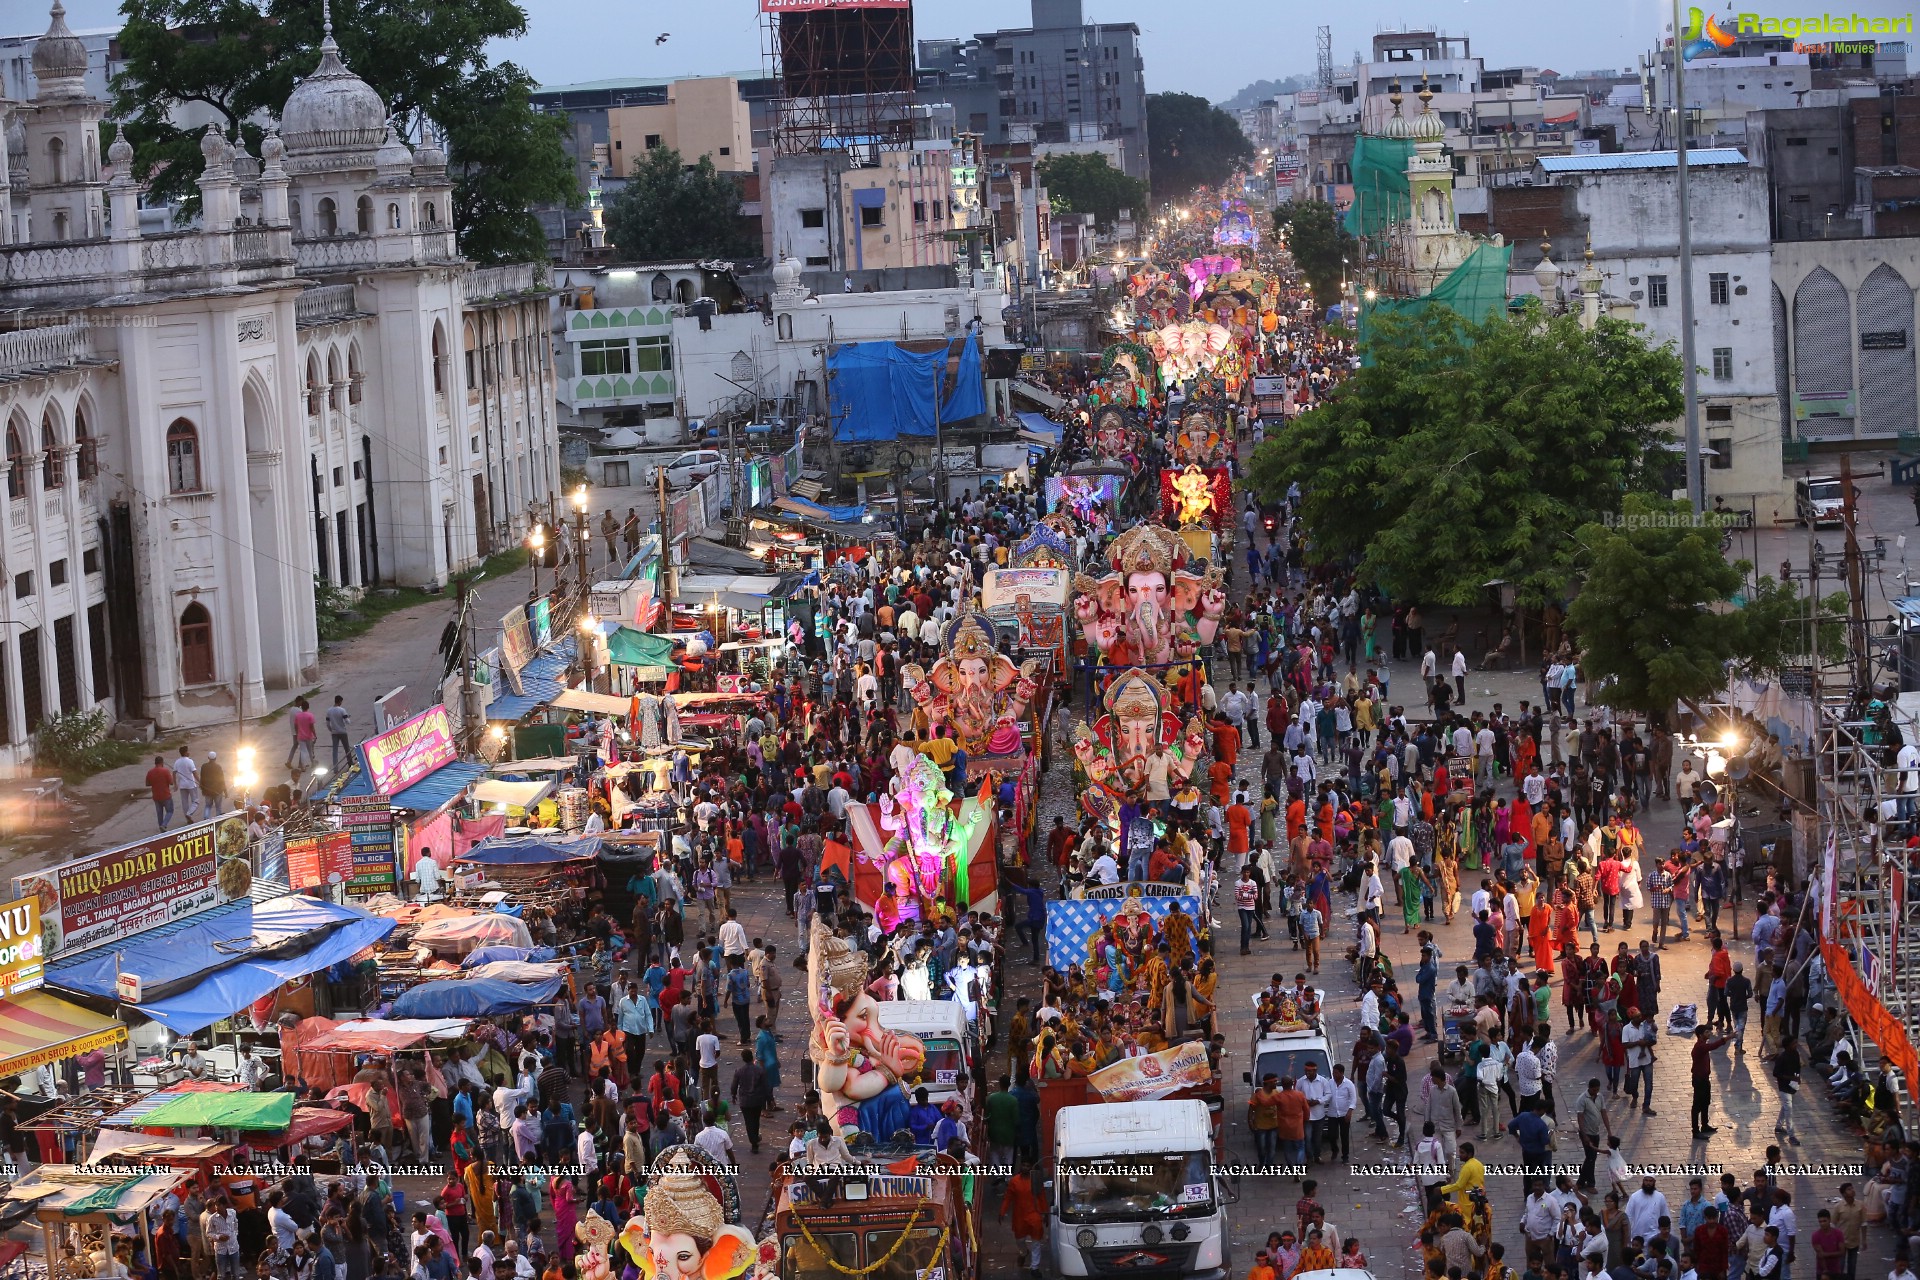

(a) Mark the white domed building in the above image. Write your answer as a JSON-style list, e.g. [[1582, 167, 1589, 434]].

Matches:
[[0, 2, 560, 757]]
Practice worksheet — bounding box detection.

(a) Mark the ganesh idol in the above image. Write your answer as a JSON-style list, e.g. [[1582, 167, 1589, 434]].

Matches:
[[623, 1150, 756, 1280], [874, 754, 990, 922], [808, 921, 928, 1143], [1071, 668, 1208, 822], [1071, 523, 1225, 669], [902, 612, 1042, 758]]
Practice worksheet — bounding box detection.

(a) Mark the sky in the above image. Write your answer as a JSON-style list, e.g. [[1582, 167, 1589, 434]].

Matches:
[[40, 0, 1920, 101]]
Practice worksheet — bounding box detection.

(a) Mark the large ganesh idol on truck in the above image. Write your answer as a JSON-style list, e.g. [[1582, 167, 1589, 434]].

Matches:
[[903, 611, 1043, 769], [807, 922, 927, 1144], [1071, 523, 1225, 671], [1071, 668, 1208, 826]]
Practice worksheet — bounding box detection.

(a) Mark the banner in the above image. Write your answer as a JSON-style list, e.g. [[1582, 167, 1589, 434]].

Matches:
[[501, 605, 535, 672], [373, 685, 412, 733], [531, 597, 553, 648], [981, 567, 1069, 611], [761, 0, 909, 9], [0, 898, 44, 999], [13, 814, 251, 954], [286, 832, 353, 891], [1822, 939, 1920, 1102], [358, 705, 458, 798], [338, 795, 396, 895], [1089, 1040, 1213, 1103]]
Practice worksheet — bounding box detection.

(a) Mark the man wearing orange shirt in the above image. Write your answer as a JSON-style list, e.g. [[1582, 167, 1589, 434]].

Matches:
[[1213, 717, 1241, 768], [1209, 758, 1234, 804], [1273, 1076, 1312, 1170], [1286, 795, 1307, 843], [1226, 792, 1253, 859]]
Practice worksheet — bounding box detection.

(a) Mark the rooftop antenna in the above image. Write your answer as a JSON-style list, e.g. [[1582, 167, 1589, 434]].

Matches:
[[1317, 25, 1334, 93]]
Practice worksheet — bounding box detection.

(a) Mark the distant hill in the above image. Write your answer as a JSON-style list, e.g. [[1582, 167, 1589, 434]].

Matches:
[[1216, 75, 1315, 110]]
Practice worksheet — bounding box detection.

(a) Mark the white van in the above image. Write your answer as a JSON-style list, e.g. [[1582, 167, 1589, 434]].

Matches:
[[1049, 1100, 1232, 1280], [1242, 989, 1339, 1090], [874, 1000, 974, 1107]]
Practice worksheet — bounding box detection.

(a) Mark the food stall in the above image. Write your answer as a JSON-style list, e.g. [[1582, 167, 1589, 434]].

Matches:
[[5, 1166, 200, 1280]]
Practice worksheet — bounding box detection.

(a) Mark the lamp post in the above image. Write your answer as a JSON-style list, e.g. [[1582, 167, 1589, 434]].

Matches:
[[527, 525, 544, 598], [570, 484, 591, 682]]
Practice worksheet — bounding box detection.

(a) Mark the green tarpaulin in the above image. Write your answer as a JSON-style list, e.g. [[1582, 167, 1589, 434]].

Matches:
[[1359, 242, 1516, 358], [137, 1091, 296, 1130], [1345, 135, 1415, 237], [62, 1177, 143, 1217], [608, 627, 678, 667]]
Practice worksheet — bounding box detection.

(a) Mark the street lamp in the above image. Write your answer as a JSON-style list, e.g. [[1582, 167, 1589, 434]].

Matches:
[[235, 745, 258, 801], [528, 524, 545, 596]]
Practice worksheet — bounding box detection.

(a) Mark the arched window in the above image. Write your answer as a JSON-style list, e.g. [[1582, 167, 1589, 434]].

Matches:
[[388, 202, 402, 230], [74, 403, 97, 482], [317, 197, 338, 236], [290, 197, 303, 233], [306, 353, 324, 416], [675, 278, 696, 305], [425, 201, 438, 224], [165, 419, 201, 493], [41, 409, 63, 490], [431, 322, 449, 395], [4, 421, 23, 502], [651, 272, 672, 301], [347, 344, 364, 406], [356, 195, 373, 235], [46, 136, 64, 185], [51, 211, 69, 242], [327, 348, 344, 411], [179, 601, 215, 685]]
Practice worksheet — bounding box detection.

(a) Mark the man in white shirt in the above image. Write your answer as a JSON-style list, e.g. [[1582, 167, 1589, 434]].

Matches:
[[1622, 1011, 1658, 1115], [1388, 833, 1416, 883], [1090, 850, 1120, 885], [1452, 723, 1474, 759], [1360, 863, 1384, 919], [1470, 881, 1493, 921], [576, 1127, 597, 1174], [1421, 648, 1438, 683], [1324, 1065, 1358, 1162], [1524, 770, 1547, 807], [1625, 1177, 1671, 1243], [717, 909, 750, 957], [412, 851, 441, 902], [694, 1114, 735, 1165], [1299, 1061, 1334, 1164], [1475, 724, 1496, 786]]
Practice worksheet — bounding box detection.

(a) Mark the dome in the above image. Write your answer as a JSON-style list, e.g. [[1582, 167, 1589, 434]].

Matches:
[[31, 1, 89, 100], [772, 256, 803, 291], [1412, 108, 1444, 142], [107, 130, 131, 168], [413, 131, 446, 171], [375, 125, 412, 175], [280, 16, 388, 161]]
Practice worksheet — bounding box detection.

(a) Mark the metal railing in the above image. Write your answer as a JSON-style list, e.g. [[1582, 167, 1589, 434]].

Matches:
[[295, 284, 360, 326], [462, 262, 543, 301]]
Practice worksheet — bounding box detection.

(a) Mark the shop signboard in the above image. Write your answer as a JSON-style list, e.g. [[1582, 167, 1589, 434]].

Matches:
[[501, 605, 535, 672], [339, 795, 397, 895], [286, 831, 354, 891], [0, 897, 45, 998], [13, 815, 252, 954], [359, 705, 458, 798]]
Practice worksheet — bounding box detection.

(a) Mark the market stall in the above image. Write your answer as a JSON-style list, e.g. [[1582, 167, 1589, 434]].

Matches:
[[388, 975, 564, 1020], [5, 1166, 197, 1280]]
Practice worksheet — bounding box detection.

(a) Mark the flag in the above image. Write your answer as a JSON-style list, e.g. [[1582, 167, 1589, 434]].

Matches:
[[887, 1155, 920, 1175]]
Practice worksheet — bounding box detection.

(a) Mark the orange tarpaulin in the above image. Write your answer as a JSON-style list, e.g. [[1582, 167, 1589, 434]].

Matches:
[[1822, 939, 1920, 1102]]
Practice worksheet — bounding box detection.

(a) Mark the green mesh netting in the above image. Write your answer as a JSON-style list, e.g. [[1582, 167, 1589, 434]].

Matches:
[[1344, 135, 1415, 237], [1358, 242, 1515, 359]]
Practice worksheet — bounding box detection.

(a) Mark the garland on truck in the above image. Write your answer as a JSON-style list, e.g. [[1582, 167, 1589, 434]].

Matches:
[[792, 1201, 953, 1276]]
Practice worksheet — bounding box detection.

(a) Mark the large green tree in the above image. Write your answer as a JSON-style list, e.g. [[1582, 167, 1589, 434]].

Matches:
[[1272, 199, 1354, 305], [1245, 305, 1684, 606], [1146, 92, 1254, 201], [1566, 496, 1847, 719], [602, 146, 756, 262], [1036, 152, 1148, 232], [113, 0, 574, 262]]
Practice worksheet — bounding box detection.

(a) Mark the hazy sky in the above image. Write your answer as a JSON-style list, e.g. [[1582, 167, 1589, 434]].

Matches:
[[42, 0, 1920, 101]]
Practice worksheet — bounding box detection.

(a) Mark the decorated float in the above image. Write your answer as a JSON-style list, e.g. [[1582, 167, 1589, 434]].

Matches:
[[1070, 524, 1225, 679]]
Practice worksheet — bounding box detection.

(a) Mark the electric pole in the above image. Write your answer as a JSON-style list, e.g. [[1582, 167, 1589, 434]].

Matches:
[[1674, 0, 1703, 514], [656, 464, 674, 635]]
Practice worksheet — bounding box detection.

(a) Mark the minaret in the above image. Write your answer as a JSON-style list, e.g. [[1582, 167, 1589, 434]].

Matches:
[[1405, 74, 1468, 286], [22, 0, 108, 241]]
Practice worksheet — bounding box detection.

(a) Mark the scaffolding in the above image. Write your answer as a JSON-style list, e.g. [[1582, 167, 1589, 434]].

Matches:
[[762, 3, 919, 158], [1807, 457, 1920, 1088]]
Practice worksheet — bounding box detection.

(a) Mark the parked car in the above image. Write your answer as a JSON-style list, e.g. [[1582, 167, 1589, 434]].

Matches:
[[1795, 474, 1852, 527], [645, 449, 723, 489]]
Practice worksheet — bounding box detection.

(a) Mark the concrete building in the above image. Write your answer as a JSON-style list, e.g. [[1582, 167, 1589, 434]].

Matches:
[[1504, 149, 1788, 517], [764, 139, 958, 273], [915, 0, 1150, 182], [606, 77, 754, 177], [0, 3, 558, 759], [1774, 239, 1920, 446]]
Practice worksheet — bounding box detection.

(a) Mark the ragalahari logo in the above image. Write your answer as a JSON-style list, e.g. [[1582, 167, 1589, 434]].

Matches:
[[1682, 7, 1740, 57]]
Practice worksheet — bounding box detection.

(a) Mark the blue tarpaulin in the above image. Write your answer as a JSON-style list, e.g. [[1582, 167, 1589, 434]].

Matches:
[[47, 895, 396, 1035], [458, 838, 600, 866], [459, 945, 558, 968], [390, 977, 565, 1018], [1016, 412, 1062, 443], [828, 333, 986, 442], [781, 497, 868, 524]]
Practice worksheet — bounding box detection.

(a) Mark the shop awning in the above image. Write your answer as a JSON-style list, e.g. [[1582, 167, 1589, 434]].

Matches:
[[1012, 379, 1066, 412], [1015, 412, 1063, 444], [273, 1105, 355, 1147], [463, 960, 571, 983], [84, 1130, 230, 1165], [301, 1025, 433, 1053], [0, 991, 128, 1079], [337, 758, 489, 811], [136, 1091, 295, 1130], [488, 638, 578, 720], [5, 1167, 189, 1215], [46, 896, 396, 1036], [470, 779, 554, 810], [320, 1017, 471, 1041], [98, 1083, 243, 1130], [607, 627, 679, 668], [458, 837, 598, 866], [550, 688, 631, 716], [389, 976, 564, 1018], [490, 756, 578, 774]]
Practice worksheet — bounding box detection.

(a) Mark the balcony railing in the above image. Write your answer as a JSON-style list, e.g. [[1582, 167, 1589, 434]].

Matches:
[[0, 321, 93, 380], [296, 284, 361, 326], [462, 262, 544, 301]]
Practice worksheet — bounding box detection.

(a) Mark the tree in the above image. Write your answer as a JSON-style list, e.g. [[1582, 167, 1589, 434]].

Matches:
[[1566, 496, 1847, 720], [1036, 152, 1148, 232], [1245, 305, 1684, 607], [1146, 92, 1254, 201], [602, 146, 756, 262], [1272, 200, 1353, 305], [113, 0, 575, 263]]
